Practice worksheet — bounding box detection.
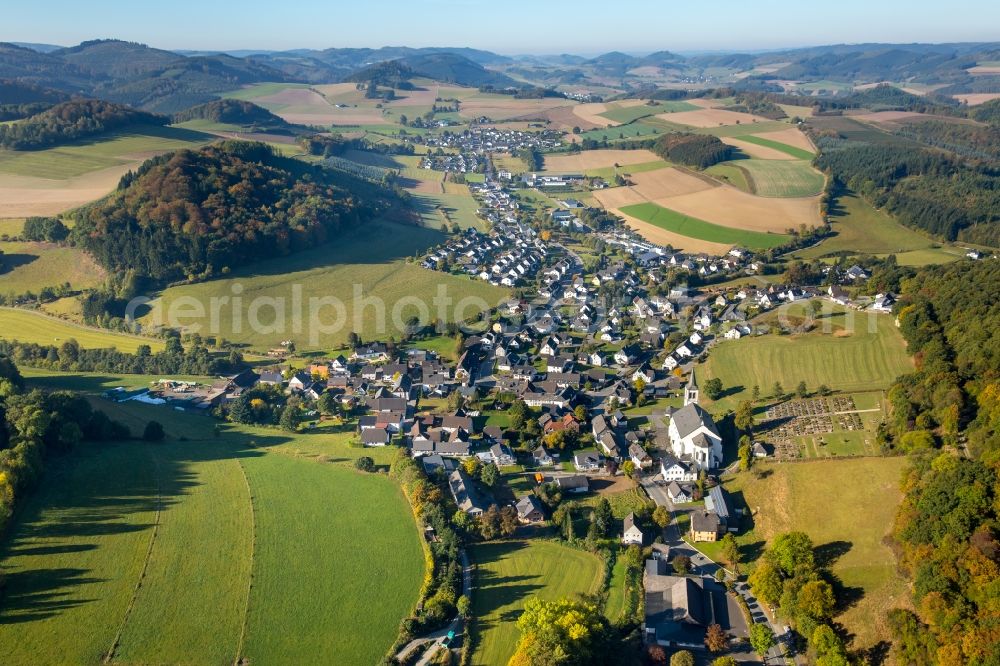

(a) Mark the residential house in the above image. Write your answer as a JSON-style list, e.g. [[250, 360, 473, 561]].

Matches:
[[516, 495, 546, 523], [448, 469, 490, 516], [555, 475, 589, 493], [622, 512, 644, 545], [574, 449, 603, 471], [489, 443, 516, 467], [666, 481, 693, 504]]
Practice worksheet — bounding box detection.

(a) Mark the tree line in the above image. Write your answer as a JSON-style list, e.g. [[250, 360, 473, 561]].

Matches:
[[0, 334, 245, 377], [0, 357, 133, 538]]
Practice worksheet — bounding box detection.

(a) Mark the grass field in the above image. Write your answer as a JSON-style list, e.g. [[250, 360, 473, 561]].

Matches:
[[0, 398, 424, 665], [471, 540, 604, 666], [732, 135, 814, 160], [701, 305, 912, 412], [620, 202, 792, 250], [140, 219, 509, 351], [0, 240, 105, 295], [0, 125, 212, 180], [732, 159, 825, 197], [731, 457, 910, 651], [704, 163, 752, 192], [0, 308, 165, 352], [793, 190, 958, 262]]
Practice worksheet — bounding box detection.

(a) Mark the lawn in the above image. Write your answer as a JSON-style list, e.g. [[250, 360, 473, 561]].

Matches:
[[792, 190, 951, 260], [140, 219, 509, 351], [731, 159, 825, 197], [0, 125, 213, 180], [732, 134, 815, 160], [732, 457, 910, 651], [700, 306, 913, 413], [0, 403, 424, 665], [0, 240, 106, 295], [0, 308, 166, 352], [620, 202, 792, 250], [471, 540, 605, 666]]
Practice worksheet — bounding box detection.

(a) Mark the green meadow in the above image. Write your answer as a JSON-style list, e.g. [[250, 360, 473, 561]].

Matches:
[[732, 158, 825, 197], [733, 134, 815, 159], [0, 308, 165, 352]]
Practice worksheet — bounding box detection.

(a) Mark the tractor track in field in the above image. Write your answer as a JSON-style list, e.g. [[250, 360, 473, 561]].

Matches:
[[233, 457, 258, 666], [103, 445, 163, 664]]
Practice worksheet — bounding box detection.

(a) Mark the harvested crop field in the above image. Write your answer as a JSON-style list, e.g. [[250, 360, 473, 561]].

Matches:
[[853, 110, 923, 123], [658, 108, 769, 127], [749, 127, 816, 154], [654, 185, 821, 232], [687, 98, 725, 108], [952, 92, 1000, 105], [572, 102, 619, 126], [0, 165, 134, 217], [458, 96, 569, 121], [536, 104, 602, 131], [721, 136, 796, 160], [621, 202, 792, 250], [629, 167, 717, 199], [543, 149, 660, 172], [968, 65, 1000, 75]]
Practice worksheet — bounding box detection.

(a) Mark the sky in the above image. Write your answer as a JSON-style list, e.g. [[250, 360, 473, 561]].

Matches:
[[4, 0, 999, 54]]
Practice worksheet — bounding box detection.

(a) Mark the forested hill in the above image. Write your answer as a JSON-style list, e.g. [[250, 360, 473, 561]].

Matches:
[[885, 259, 1000, 665], [172, 98, 297, 132], [72, 141, 392, 282], [0, 99, 166, 150]]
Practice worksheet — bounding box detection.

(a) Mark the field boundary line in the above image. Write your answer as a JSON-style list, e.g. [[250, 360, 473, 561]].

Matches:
[[233, 456, 257, 666], [104, 445, 162, 664]]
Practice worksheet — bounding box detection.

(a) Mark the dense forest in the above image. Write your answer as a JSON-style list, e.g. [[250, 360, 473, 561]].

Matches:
[[0, 79, 69, 121], [815, 142, 1000, 245], [0, 99, 166, 150], [71, 141, 390, 281], [652, 132, 733, 168], [172, 98, 294, 131], [724, 92, 788, 120], [885, 260, 1000, 665], [889, 119, 1000, 162]]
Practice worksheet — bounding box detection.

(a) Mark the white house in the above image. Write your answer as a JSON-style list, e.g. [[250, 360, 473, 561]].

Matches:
[[622, 512, 644, 545], [660, 456, 697, 482]]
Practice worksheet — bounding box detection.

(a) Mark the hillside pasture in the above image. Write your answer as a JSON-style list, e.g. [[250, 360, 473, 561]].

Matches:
[[620, 202, 792, 250], [701, 306, 913, 407], [471, 540, 604, 666], [140, 220, 508, 351], [733, 457, 910, 651], [542, 148, 661, 172], [0, 240, 106, 294], [0, 428, 424, 665], [657, 108, 770, 128], [731, 159, 825, 197], [794, 190, 938, 259], [0, 308, 165, 352]]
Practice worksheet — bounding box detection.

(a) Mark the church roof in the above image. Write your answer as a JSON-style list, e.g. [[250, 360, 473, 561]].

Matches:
[[671, 403, 719, 440], [686, 368, 698, 390]]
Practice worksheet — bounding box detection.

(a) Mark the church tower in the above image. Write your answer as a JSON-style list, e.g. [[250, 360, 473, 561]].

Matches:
[[684, 369, 700, 406]]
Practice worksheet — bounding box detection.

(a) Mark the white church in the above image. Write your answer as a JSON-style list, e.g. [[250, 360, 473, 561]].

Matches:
[[664, 371, 723, 470]]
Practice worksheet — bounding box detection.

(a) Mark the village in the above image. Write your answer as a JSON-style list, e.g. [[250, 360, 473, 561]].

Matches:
[[103, 193, 899, 662]]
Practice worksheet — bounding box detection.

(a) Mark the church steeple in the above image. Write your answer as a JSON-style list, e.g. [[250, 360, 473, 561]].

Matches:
[[684, 369, 699, 406]]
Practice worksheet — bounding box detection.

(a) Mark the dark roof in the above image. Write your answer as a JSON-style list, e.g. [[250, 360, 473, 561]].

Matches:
[[670, 403, 719, 440], [555, 475, 589, 491]]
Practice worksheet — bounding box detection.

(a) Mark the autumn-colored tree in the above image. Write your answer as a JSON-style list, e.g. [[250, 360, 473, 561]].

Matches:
[[705, 623, 728, 652], [652, 505, 671, 529], [749, 623, 775, 657]]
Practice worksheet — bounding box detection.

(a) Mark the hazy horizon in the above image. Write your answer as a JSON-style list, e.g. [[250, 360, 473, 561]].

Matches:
[[4, 0, 999, 54]]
